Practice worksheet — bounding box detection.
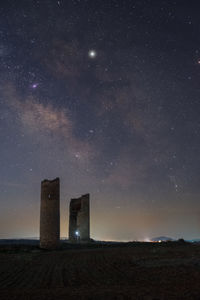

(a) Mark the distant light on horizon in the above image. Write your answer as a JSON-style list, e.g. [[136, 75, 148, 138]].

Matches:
[[142, 238, 151, 242]]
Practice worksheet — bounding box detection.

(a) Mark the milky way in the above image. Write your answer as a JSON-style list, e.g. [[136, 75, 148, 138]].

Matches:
[[0, 0, 200, 240]]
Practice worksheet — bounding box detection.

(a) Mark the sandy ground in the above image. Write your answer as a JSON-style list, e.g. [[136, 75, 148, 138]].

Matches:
[[0, 242, 200, 299]]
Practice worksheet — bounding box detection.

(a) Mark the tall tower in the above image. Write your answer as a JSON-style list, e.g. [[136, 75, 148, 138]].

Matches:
[[40, 177, 60, 249], [69, 194, 90, 242]]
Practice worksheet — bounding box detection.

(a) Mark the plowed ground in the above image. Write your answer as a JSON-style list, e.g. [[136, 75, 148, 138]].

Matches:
[[0, 243, 200, 299]]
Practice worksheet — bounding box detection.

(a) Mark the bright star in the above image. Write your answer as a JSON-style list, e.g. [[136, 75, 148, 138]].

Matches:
[[31, 83, 39, 89], [88, 50, 96, 58], [75, 153, 81, 159]]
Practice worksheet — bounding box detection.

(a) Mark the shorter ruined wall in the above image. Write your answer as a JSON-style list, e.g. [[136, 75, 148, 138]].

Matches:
[[40, 178, 60, 249], [69, 194, 90, 242]]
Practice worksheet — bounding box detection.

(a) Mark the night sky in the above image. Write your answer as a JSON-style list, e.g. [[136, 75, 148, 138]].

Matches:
[[1, 0, 200, 241]]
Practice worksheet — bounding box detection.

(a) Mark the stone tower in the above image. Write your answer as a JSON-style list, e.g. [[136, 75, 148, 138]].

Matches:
[[40, 177, 60, 249], [69, 194, 90, 242]]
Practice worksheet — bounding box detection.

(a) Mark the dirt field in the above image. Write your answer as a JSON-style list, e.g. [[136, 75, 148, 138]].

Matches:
[[0, 242, 200, 299]]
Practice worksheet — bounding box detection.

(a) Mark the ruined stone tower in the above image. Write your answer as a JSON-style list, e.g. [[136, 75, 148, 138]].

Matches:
[[40, 177, 60, 249], [69, 194, 90, 242]]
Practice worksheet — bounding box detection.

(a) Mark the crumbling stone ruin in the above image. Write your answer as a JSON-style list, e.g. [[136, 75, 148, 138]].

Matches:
[[69, 194, 90, 242], [40, 178, 60, 249], [40, 177, 90, 247]]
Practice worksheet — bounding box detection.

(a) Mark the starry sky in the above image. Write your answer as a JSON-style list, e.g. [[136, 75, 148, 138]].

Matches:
[[1, 0, 200, 241]]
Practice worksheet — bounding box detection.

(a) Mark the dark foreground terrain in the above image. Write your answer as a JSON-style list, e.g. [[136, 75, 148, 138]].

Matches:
[[0, 241, 200, 299]]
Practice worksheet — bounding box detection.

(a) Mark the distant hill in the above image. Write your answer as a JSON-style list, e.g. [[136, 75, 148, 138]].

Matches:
[[151, 236, 174, 242], [187, 239, 200, 243]]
